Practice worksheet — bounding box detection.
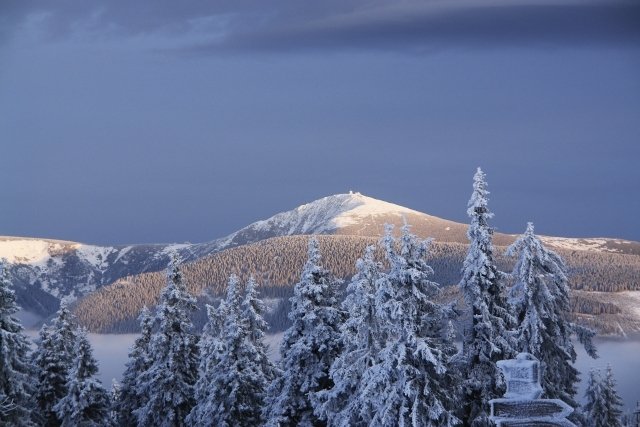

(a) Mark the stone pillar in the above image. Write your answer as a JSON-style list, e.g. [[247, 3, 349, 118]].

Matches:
[[490, 353, 576, 427]]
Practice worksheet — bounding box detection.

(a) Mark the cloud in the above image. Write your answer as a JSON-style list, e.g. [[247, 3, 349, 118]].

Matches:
[[199, 1, 640, 53], [3, 0, 640, 52]]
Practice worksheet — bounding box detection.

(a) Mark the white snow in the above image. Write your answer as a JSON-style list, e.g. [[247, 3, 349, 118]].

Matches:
[[113, 245, 134, 264], [492, 353, 575, 425], [540, 236, 629, 254], [0, 238, 116, 271], [221, 193, 424, 243], [497, 353, 543, 400], [162, 243, 192, 253], [0, 238, 61, 266], [332, 193, 419, 228], [75, 244, 115, 271], [619, 291, 640, 320]]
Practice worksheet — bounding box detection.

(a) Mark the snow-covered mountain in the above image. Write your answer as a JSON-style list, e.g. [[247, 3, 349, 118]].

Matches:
[[201, 192, 474, 251], [3, 192, 639, 320], [209, 192, 640, 254], [0, 237, 201, 316]]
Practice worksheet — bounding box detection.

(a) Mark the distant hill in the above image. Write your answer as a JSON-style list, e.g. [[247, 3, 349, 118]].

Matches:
[[2, 192, 639, 332]]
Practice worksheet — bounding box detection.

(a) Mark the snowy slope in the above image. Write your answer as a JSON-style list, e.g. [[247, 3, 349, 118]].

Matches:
[[0, 236, 201, 316], [0, 238, 68, 266], [196, 192, 473, 254], [539, 236, 640, 256], [214, 193, 417, 244]]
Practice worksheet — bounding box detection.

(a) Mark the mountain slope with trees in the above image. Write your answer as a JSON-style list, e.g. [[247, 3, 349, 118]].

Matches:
[[73, 233, 640, 335], [4, 192, 639, 324]]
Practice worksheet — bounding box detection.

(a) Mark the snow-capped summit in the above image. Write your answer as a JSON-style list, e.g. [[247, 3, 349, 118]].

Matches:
[[231, 192, 418, 235], [204, 192, 472, 253], [331, 192, 420, 228]]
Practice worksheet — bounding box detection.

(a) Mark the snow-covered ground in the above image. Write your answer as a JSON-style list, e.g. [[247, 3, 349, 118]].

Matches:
[[0, 237, 117, 268], [220, 192, 433, 242], [332, 193, 419, 228], [620, 291, 640, 319], [0, 239, 66, 266], [540, 236, 634, 254]]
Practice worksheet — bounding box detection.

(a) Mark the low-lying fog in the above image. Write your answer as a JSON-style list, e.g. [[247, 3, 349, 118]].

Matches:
[[574, 336, 640, 412], [24, 329, 640, 413]]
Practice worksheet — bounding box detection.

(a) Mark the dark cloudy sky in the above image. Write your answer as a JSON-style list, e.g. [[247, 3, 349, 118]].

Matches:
[[1, 0, 639, 245]]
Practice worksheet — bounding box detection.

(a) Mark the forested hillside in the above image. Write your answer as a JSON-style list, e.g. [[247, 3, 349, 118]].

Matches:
[[5, 193, 639, 325], [73, 234, 640, 334]]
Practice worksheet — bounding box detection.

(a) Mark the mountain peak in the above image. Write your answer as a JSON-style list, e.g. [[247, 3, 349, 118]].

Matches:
[[211, 192, 437, 251], [317, 192, 420, 228], [270, 191, 423, 232]]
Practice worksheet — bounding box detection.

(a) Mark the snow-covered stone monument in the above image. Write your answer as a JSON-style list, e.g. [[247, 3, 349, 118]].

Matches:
[[490, 353, 576, 427]]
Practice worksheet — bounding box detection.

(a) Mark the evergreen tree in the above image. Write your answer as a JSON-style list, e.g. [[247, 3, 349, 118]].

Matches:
[[600, 365, 624, 427], [584, 369, 606, 427], [0, 261, 36, 426], [33, 303, 78, 426], [135, 253, 198, 427], [204, 275, 276, 426], [356, 225, 459, 426], [239, 276, 278, 400], [117, 306, 154, 426], [264, 237, 344, 427], [54, 328, 111, 426], [458, 168, 517, 427], [109, 380, 121, 426], [315, 244, 386, 426], [186, 302, 227, 426], [508, 222, 597, 416]]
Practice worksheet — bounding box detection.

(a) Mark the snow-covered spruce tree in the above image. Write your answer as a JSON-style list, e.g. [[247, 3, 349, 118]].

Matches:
[[109, 379, 121, 426], [239, 276, 278, 398], [117, 306, 154, 426], [135, 253, 199, 427], [352, 225, 459, 427], [186, 302, 227, 426], [314, 244, 386, 426], [507, 222, 597, 417], [0, 261, 36, 425], [458, 168, 517, 427], [54, 328, 111, 426], [32, 325, 60, 426], [202, 275, 277, 426], [264, 237, 345, 427], [599, 365, 624, 427], [33, 303, 78, 426], [584, 369, 607, 427]]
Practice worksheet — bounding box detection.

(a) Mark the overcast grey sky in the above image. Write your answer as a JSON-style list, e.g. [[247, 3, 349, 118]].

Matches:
[[1, 0, 639, 245]]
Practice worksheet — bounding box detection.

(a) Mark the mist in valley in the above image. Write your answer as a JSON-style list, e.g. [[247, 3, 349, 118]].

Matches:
[[38, 332, 638, 413]]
